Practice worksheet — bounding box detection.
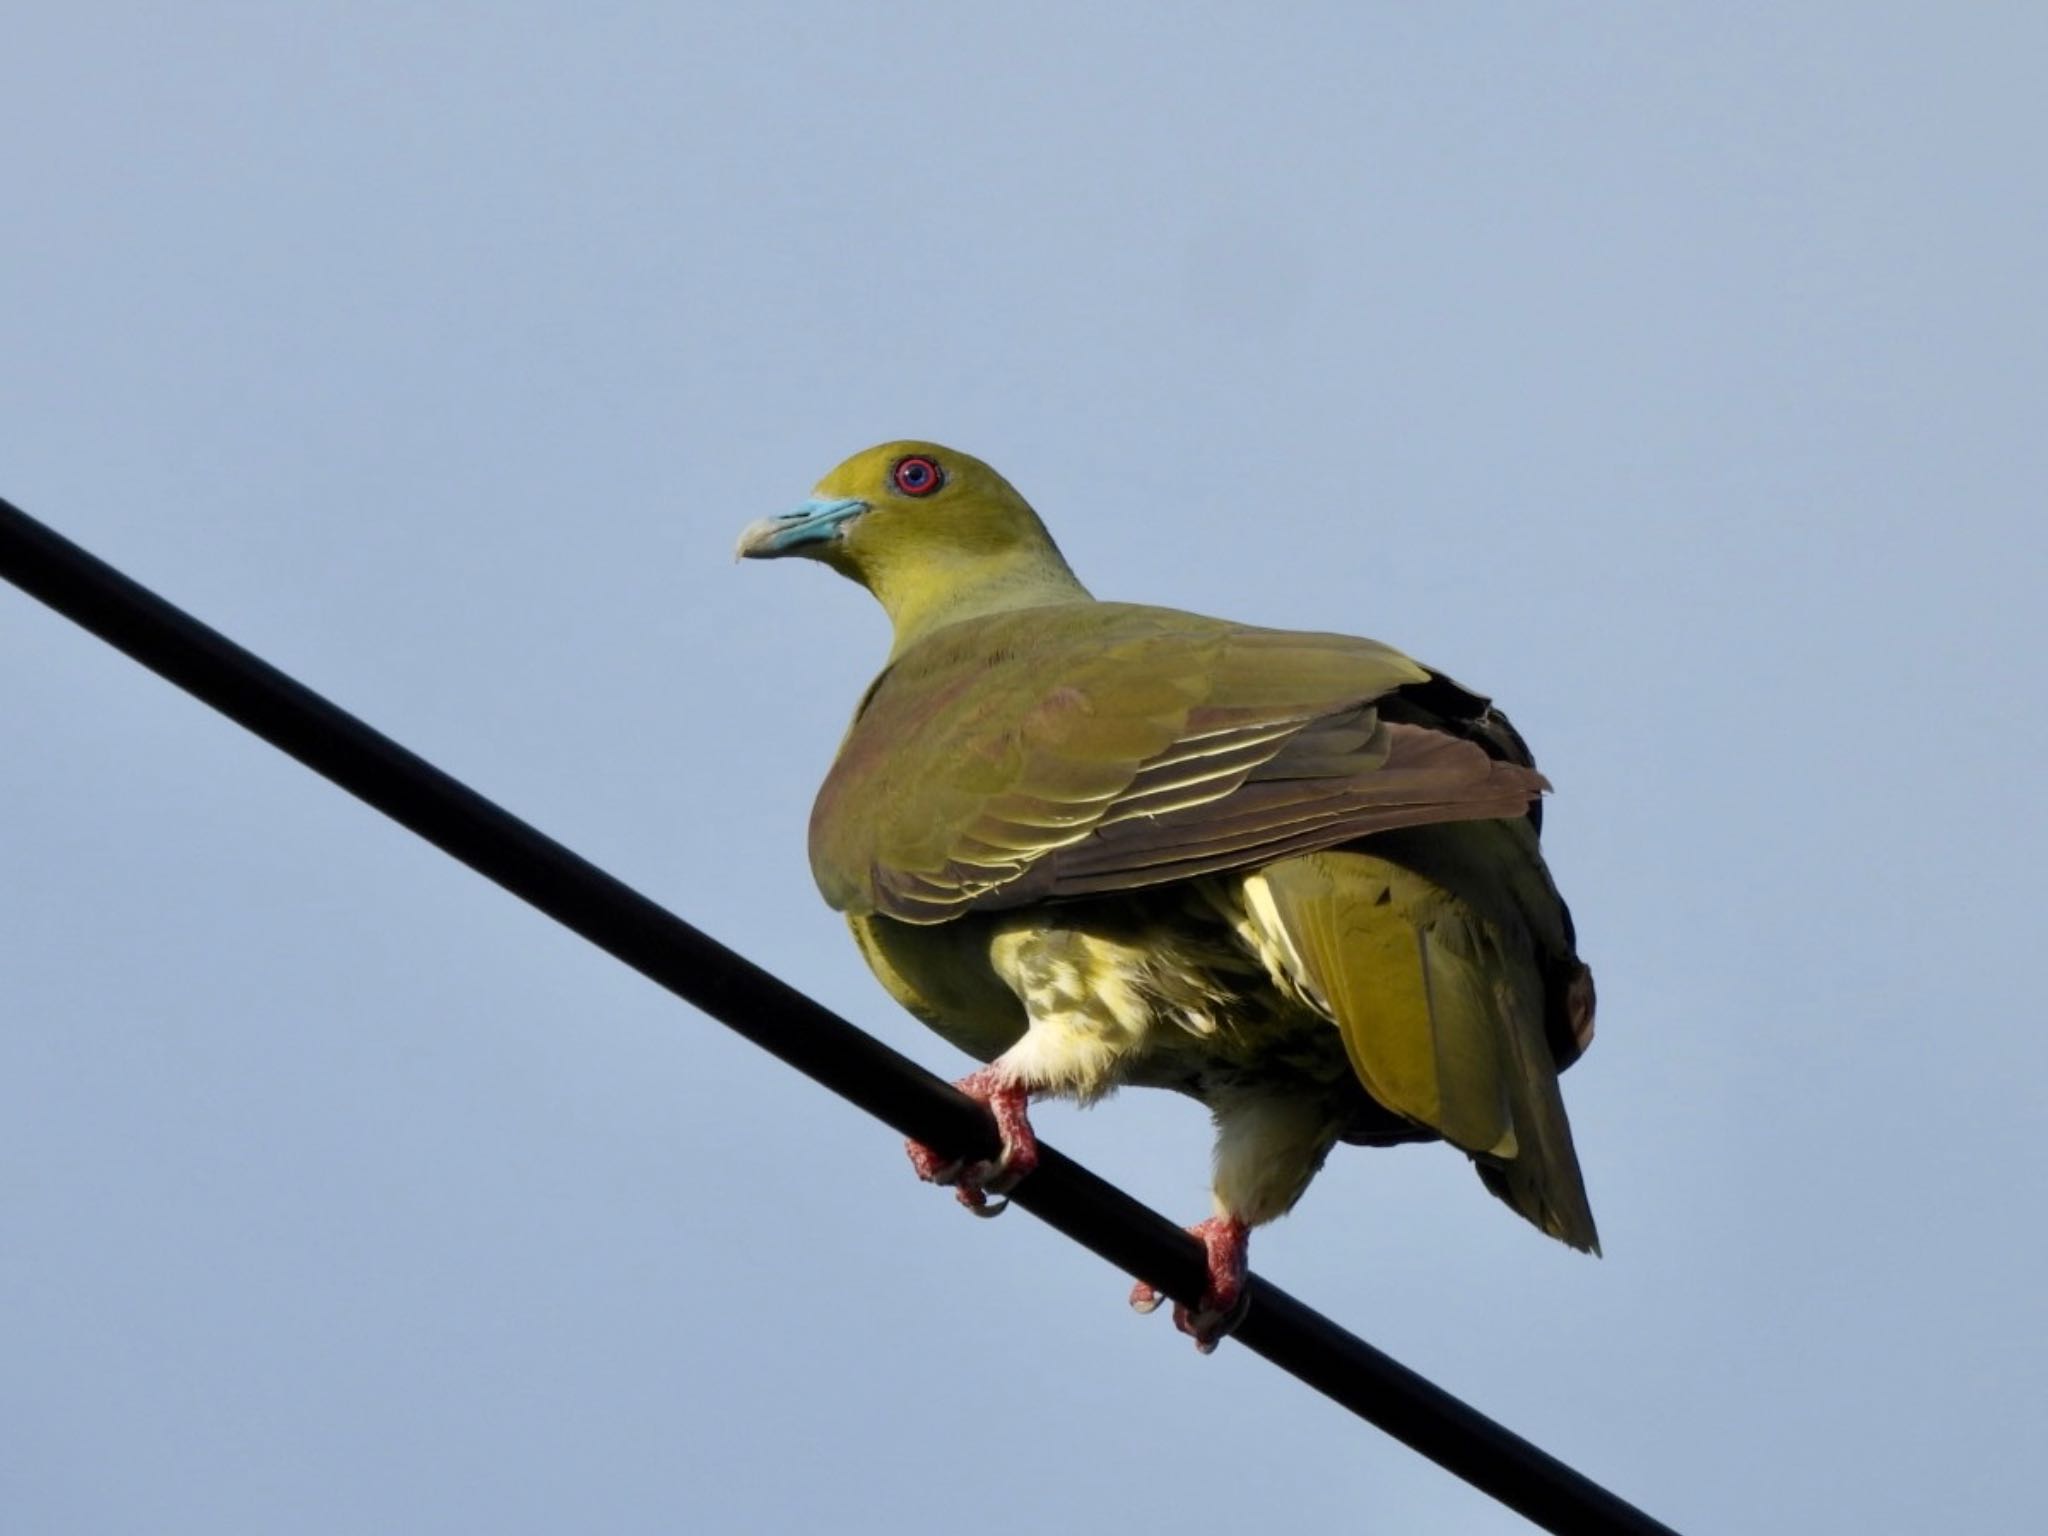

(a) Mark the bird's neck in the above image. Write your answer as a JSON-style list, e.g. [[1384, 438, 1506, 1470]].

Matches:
[[865, 545, 1093, 659]]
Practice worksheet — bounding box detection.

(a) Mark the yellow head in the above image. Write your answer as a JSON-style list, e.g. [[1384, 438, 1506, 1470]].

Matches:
[[737, 440, 1089, 651]]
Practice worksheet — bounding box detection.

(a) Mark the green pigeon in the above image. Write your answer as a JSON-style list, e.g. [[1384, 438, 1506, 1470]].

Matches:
[[738, 441, 1598, 1349]]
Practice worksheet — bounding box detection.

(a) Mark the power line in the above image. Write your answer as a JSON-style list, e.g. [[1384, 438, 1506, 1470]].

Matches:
[[0, 493, 1682, 1536]]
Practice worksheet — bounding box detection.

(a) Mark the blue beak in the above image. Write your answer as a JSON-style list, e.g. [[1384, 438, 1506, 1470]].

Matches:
[[734, 497, 869, 560]]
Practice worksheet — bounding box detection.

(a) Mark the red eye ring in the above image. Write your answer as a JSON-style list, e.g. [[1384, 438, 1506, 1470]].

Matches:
[[892, 455, 943, 496]]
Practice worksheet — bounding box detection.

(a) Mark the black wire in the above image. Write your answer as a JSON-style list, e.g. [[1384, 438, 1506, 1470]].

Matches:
[[0, 494, 1682, 1536]]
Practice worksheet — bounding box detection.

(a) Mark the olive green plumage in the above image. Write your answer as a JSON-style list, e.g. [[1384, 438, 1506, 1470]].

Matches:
[[739, 441, 1598, 1254]]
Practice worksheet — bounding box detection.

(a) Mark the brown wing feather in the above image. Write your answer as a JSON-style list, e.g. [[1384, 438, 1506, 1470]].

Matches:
[[1045, 724, 1545, 886]]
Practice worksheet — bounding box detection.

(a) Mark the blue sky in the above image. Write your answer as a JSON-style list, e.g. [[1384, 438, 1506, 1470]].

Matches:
[[3, 7, 2043, 1532]]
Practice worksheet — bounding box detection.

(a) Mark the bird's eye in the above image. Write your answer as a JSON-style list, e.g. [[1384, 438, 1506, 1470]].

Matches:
[[892, 456, 943, 497]]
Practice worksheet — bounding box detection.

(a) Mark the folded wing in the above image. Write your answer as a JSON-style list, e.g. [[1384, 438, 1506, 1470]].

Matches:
[[810, 602, 1547, 923]]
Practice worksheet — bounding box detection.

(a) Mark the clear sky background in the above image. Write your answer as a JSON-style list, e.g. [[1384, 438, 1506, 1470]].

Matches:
[[3, 7, 2043, 1533]]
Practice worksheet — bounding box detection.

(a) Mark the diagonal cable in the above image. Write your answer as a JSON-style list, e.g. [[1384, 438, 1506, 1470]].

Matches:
[[0, 493, 1680, 1536]]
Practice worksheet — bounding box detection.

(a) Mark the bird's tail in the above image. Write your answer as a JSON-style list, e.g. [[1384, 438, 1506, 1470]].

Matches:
[[1243, 851, 1599, 1253]]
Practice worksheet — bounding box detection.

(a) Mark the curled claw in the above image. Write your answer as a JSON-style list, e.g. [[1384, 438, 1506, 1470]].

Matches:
[[957, 1183, 1010, 1219], [902, 1149, 1016, 1217]]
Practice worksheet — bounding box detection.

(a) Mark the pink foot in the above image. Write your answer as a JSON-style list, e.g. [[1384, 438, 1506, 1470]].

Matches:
[[905, 1067, 1039, 1218], [1129, 1216, 1251, 1353]]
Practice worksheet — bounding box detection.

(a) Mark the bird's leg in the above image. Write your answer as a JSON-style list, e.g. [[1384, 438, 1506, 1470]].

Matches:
[[904, 1066, 1039, 1218], [1128, 1215, 1252, 1353], [1129, 1091, 1332, 1351]]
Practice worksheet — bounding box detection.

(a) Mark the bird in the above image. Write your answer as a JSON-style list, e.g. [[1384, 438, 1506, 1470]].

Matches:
[[737, 440, 1598, 1350]]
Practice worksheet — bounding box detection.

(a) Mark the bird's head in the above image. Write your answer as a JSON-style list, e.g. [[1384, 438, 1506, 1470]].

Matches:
[[738, 440, 1089, 652]]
